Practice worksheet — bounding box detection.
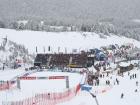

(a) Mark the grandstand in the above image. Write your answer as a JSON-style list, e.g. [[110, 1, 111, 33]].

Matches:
[[34, 52, 94, 68]]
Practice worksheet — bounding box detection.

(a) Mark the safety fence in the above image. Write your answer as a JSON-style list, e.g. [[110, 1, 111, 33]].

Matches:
[[80, 83, 113, 95], [0, 69, 84, 91], [2, 84, 81, 105], [0, 81, 15, 91], [91, 85, 113, 95], [0, 81, 10, 91], [1, 71, 84, 105]]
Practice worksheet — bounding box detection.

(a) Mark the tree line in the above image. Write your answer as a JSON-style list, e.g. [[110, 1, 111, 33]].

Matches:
[[0, 19, 140, 41]]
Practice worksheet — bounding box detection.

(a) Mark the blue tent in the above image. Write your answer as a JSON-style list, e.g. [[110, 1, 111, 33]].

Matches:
[[80, 84, 92, 91], [96, 52, 106, 61], [94, 48, 102, 55], [89, 48, 101, 54]]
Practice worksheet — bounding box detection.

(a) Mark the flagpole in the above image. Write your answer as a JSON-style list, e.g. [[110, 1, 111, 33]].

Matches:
[[35, 46, 38, 54]]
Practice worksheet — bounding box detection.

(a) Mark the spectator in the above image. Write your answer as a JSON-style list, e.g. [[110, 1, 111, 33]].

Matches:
[[136, 81, 138, 86], [135, 89, 138, 92], [121, 93, 124, 98]]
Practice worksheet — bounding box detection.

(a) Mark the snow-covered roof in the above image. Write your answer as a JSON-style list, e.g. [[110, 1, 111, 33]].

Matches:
[[119, 62, 130, 67], [88, 54, 95, 57], [17, 20, 28, 25], [88, 66, 97, 73]]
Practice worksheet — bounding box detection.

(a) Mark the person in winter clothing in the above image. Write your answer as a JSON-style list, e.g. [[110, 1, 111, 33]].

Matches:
[[128, 72, 130, 76], [134, 74, 137, 78], [130, 76, 132, 80], [136, 81, 138, 86], [116, 78, 119, 85], [121, 93, 124, 98], [135, 89, 138, 92]]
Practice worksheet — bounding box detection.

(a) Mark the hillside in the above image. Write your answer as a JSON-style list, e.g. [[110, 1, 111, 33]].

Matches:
[[0, 0, 140, 41], [0, 28, 140, 54], [0, 36, 34, 69]]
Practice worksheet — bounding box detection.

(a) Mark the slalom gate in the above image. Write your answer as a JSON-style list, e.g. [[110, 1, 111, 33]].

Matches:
[[2, 84, 81, 105], [1, 71, 84, 105], [17, 76, 70, 89], [91, 85, 113, 95]]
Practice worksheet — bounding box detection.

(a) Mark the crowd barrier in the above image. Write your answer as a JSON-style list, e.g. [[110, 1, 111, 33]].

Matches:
[[91, 85, 113, 95], [0, 69, 85, 92], [2, 84, 81, 105], [0, 81, 11, 91], [1, 70, 84, 105], [0, 81, 15, 91]]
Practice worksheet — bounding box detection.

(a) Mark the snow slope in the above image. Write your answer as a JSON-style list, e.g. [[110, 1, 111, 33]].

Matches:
[[0, 69, 26, 80], [1, 67, 140, 105], [0, 28, 140, 54], [0, 71, 83, 103], [59, 67, 140, 105]]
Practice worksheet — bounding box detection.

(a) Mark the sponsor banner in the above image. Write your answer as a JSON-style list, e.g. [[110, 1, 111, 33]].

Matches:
[[19, 77, 36, 80], [19, 76, 66, 80], [2, 83, 80, 104], [37, 77, 48, 79], [49, 76, 66, 79]]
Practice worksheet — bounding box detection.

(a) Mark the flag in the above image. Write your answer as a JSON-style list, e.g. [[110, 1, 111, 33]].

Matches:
[[43, 46, 45, 53], [58, 47, 60, 53], [72, 49, 77, 53], [48, 46, 50, 51], [65, 47, 67, 54], [36, 46, 38, 53]]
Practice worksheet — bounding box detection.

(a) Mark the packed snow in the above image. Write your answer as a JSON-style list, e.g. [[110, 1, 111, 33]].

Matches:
[[0, 70, 83, 103], [0, 69, 26, 81], [58, 67, 140, 105]]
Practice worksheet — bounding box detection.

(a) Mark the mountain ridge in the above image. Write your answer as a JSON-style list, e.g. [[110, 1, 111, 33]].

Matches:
[[0, 0, 140, 23]]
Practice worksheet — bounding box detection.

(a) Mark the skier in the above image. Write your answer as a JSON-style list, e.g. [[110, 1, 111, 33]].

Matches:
[[136, 81, 138, 86], [134, 74, 137, 78], [116, 78, 119, 85], [97, 79, 99, 86], [128, 72, 130, 76], [2, 63, 5, 70], [7, 81, 10, 89], [47, 93, 50, 99], [106, 80, 108, 85], [132, 74, 134, 79], [130, 75, 132, 80], [108, 80, 110, 85], [135, 89, 138, 92], [107, 72, 109, 77], [121, 93, 124, 98], [103, 74, 104, 78]]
